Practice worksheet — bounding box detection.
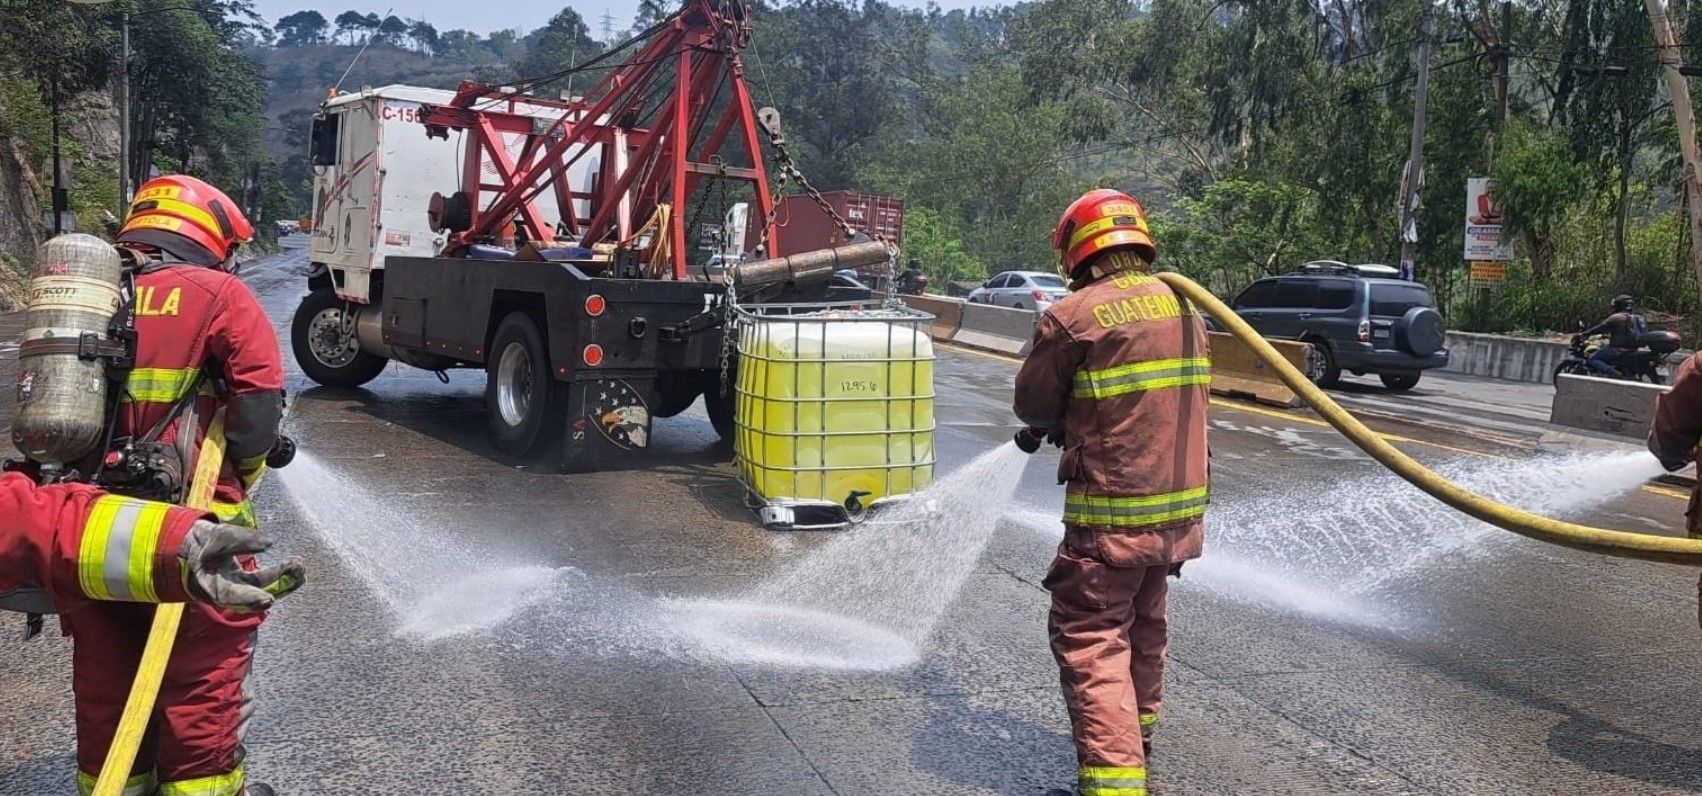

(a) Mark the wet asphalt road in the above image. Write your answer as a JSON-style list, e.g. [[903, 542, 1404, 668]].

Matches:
[[4, 243, 1701, 795]]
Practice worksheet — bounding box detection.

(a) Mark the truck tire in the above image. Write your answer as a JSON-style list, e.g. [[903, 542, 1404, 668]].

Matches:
[[1393, 307, 1445, 357], [292, 287, 389, 388], [704, 382, 736, 441], [651, 371, 704, 418], [485, 312, 565, 457]]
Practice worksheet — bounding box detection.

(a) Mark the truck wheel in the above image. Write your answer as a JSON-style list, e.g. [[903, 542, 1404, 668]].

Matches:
[[485, 312, 565, 456], [651, 371, 704, 418], [292, 287, 389, 388], [704, 382, 736, 441]]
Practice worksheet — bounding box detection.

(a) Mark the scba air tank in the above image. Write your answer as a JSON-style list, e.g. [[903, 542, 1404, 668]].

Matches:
[[12, 234, 123, 467]]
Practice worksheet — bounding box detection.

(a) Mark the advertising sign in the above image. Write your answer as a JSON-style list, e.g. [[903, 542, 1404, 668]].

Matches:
[[1464, 178, 1513, 261]]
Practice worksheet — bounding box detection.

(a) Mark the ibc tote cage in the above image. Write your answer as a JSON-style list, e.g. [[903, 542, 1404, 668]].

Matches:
[[732, 301, 938, 530]]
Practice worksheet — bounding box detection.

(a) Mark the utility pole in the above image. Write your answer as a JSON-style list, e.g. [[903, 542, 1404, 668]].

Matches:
[[1399, 0, 1434, 281], [1492, 0, 1511, 136], [1645, 0, 1702, 302], [50, 74, 66, 236], [119, 10, 130, 215]]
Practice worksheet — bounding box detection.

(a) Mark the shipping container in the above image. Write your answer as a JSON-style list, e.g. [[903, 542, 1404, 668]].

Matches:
[[751, 192, 905, 268]]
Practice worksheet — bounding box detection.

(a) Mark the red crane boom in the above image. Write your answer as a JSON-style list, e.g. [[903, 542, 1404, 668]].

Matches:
[[419, 0, 777, 279]]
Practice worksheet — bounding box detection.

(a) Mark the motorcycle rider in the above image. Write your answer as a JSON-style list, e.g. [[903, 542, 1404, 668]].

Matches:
[[1015, 189, 1210, 796], [62, 174, 287, 796], [1576, 295, 1648, 377], [897, 258, 928, 296]]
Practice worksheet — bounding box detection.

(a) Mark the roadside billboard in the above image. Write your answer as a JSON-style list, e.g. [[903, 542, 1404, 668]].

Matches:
[[1464, 177, 1513, 261]]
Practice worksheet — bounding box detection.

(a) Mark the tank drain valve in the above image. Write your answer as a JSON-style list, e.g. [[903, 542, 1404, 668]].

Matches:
[[845, 490, 872, 516]]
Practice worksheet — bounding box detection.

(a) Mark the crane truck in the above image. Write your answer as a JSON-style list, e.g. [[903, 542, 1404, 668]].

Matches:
[[291, 0, 886, 470]]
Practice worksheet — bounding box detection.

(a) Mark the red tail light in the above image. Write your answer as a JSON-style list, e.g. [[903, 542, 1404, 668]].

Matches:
[[1032, 290, 1050, 302], [585, 294, 606, 316], [583, 344, 604, 366], [1357, 319, 1370, 343]]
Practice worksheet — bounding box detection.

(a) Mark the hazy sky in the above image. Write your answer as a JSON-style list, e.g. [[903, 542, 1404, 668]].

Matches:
[[252, 0, 989, 37]]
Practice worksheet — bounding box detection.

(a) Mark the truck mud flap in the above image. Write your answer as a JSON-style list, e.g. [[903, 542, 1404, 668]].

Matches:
[[561, 375, 657, 472]]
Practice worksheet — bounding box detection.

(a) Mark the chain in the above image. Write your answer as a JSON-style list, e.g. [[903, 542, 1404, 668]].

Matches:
[[718, 277, 738, 397], [685, 157, 727, 263]]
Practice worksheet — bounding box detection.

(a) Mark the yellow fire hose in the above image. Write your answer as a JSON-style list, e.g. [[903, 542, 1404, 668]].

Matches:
[[1154, 271, 1702, 567], [92, 412, 227, 796]]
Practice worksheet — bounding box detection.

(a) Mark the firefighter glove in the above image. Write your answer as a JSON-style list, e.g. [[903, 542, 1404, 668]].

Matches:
[[1046, 429, 1067, 449], [178, 520, 305, 610]]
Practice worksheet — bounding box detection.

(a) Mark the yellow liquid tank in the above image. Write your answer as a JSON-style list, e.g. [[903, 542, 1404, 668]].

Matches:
[[735, 305, 936, 521]]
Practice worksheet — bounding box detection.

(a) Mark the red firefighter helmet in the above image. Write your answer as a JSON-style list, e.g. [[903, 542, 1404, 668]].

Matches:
[[118, 175, 253, 269], [1051, 188, 1157, 282]]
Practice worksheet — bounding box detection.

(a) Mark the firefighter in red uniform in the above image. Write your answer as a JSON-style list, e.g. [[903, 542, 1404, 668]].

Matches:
[[1015, 189, 1210, 796], [59, 175, 287, 796], [0, 471, 302, 796]]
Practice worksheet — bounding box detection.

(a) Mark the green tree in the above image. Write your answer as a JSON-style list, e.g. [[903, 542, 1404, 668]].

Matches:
[[749, 0, 907, 190], [1154, 179, 1328, 293], [334, 10, 378, 44], [513, 8, 604, 91], [1490, 121, 1591, 278], [408, 19, 440, 54], [274, 10, 328, 46]]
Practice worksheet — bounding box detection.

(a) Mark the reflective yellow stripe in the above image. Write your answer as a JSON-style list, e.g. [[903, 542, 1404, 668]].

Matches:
[[77, 495, 172, 602], [79, 770, 154, 796], [211, 498, 257, 528], [1064, 485, 1210, 528], [236, 454, 268, 493], [79, 497, 121, 600], [131, 197, 221, 236], [1069, 212, 1151, 250], [158, 764, 243, 796], [1140, 713, 1159, 730], [1072, 356, 1210, 399], [124, 366, 202, 403], [1080, 765, 1147, 795], [125, 502, 170, 603]]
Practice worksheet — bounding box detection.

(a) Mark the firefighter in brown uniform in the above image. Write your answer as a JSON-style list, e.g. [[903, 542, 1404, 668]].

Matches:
[[1647, 351, 1702, 627], [1015, 189, 1210, 796]]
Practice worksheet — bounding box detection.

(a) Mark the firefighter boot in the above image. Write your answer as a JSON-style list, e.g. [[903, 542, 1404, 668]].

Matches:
[[245, 784, 277, 796]]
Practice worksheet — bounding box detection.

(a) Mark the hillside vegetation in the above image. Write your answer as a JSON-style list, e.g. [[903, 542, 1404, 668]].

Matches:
[[8, 0, 1702, 337]]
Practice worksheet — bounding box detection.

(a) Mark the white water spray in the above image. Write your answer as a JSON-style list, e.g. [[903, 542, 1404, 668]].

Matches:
[[279, 443, 1033, 669], [1005, 449, 1666, 624], [665, 441, 1033, 670], [277, 453, 571, 640]]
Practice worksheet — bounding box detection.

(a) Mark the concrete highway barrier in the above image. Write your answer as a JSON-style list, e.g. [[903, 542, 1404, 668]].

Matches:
[[952, 301, 1039, 356], [898, 294, 963, 341], [1206, 332, 1314, 408], [1549, 374, 1666, 438], [1442, 331, 1568, 384]]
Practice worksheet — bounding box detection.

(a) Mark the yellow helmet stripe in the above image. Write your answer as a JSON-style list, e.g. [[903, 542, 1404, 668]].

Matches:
[[125, 197, 221, 237], [1069, 215, 1151, 251]]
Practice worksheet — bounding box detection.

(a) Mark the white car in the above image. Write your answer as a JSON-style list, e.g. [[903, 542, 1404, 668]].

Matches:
[[966, 270, 1070, 309]]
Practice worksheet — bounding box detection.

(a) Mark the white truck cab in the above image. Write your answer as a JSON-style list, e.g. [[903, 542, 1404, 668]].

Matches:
[[307, 85, 598, 304]]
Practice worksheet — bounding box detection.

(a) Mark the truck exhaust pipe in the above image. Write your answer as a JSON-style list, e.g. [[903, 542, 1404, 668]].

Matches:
[[732, 241, 891, 292]]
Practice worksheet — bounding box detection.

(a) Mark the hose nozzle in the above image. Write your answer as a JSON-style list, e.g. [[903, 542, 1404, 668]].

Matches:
[[265, 435, 297, 469], [1014, 427, 1046, 454]]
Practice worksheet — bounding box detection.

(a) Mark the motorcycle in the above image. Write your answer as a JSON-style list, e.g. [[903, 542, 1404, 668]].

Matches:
[[1553, 322, 1682, 385]]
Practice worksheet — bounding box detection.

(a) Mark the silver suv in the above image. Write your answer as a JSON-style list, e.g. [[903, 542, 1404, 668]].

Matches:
[[1228, 263, 1449, 391]]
